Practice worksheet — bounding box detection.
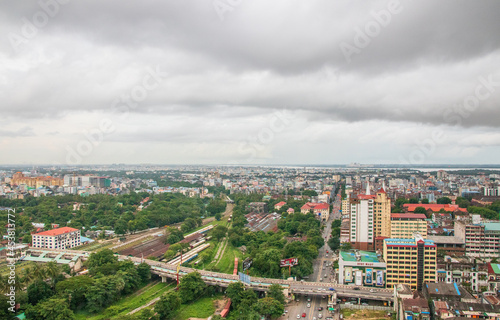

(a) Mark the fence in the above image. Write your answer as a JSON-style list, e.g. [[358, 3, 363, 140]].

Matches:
[[339, 304, 393, 312]]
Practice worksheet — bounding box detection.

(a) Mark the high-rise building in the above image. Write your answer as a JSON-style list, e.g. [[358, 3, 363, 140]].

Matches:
[[383, 235, 437, 291], [350, 185, 391, 251], [390, 213, 428, 239], [373, 188, 391, 239], [349, 194, 375, 250]]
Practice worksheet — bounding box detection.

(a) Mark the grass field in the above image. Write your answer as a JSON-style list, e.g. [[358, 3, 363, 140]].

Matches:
[[75, 281, 174, 320], [0, 260, 30, 277], [73, 240, 117, 252], [174, 294, 223, 320]]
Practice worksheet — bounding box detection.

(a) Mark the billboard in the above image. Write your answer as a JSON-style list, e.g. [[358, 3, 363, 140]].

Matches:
[[243, 258, 253, 271], [345, 267, 352, 282], [238, 272, 251, 285], [280, 258, 298, 267], [355, 270, 362, 286], [365, 268, 372, 284], [376, 270, 384, 286]]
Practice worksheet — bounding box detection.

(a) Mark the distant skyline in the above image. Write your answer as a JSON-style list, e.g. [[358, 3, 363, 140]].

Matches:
[[1, 1, 500, 165]]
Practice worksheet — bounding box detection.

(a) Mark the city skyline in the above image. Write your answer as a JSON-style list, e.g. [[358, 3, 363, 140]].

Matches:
[[1, 1, 500, 165]]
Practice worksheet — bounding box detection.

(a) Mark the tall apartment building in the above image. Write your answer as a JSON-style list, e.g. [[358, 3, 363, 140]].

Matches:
[[350, 194, 375, 250], [383, 235, 437, 291], [455, 220, 500, 258], [350, 185, 391, 251], [374, 188, 392, 239], [11, 172, 63, 188], [32, 227, 81, 250], [390, 213, 428, 239], [342, 197, 351, 217]]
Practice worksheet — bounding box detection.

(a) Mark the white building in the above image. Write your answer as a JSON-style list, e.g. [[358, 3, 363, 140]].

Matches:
[[32, 227, 81, 250]]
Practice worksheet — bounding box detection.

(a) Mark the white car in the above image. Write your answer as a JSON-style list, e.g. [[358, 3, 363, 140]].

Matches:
[[318, 314, 323, 319], [307, 303, 311, 307], [297, 315, 301, 319]]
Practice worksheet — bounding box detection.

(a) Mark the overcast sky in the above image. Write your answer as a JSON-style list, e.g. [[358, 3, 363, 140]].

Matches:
[[1, 0, 500, 166]]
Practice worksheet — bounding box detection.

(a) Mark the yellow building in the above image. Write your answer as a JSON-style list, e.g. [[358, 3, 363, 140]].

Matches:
[[390, 213, 428, 239], [383, 235, 436, 291], [373, 188, 391, 239], [11, 172, 63, 187]]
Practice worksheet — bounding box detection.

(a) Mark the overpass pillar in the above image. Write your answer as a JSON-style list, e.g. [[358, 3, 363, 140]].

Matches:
[[161, 276, 167, 283], [357, 297, 360, 304]]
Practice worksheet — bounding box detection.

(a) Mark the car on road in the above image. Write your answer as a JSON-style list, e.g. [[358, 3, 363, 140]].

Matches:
[[302, 313, 306, 318], [307, 297, 311, 302], [320, 278, 323, 281], [297, 314, 301, 319], [370, 289, 376, 292], [318, 307, 323, 311], [313, 317, 317, 320], [329, 287, 335, 291], [354, 287, 360, 290], [307, 303, 311, 307], [318, 314, 323, 319]]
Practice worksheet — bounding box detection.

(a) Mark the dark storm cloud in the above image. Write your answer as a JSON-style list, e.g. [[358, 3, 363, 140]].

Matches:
[[1, 0, 500, 164]]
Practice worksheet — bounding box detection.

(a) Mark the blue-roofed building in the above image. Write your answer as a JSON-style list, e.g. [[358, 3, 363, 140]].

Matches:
[[383, 235, 437, 291]]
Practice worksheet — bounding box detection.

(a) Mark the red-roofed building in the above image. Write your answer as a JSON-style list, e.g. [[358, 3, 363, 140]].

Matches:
[[301, 202, 330, 220], [403, 203, 467, 213], [32, 227, 81, 249], [274, 201, 286, 210]]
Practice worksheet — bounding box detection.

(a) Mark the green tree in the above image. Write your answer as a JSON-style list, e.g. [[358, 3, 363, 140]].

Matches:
[[0, 295, 11, 319], [87, 249, 118, 274], [226, 281, 246, 306], [254, 297, 284, 319], [25, 297, 76, 320], [212, 225, 228, 241], [28, 280, 54, 305], [268, 284, 285, 305], [154, 291, 181, 320], [178, 272, 207, 303], [414, 206, 427, 214], [409, 198, 419, 204], [340, 242, 352, 251], [55, 275, 94, 310], [137, 263, 151, 283], [214, 212, 222, 221], [437, 197, 452, 204], [421, 198, 429, 204]]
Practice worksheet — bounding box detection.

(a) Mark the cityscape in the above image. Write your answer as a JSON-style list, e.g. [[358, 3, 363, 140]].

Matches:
[[2, 1, 500, 320]]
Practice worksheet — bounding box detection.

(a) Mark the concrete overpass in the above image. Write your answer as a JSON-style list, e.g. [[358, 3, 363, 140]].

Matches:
[[22, 248, 394, 305]]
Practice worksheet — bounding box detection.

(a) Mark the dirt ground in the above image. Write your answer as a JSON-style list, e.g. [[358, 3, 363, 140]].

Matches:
[[342, 309, 389, 320], [213, 297, 230, 313]]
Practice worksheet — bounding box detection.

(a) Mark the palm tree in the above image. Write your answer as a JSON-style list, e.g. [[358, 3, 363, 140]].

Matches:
[[44, 261, 61, 288]]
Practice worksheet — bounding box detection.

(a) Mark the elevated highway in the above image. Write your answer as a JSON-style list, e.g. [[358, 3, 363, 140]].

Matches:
[[22, 248, 394, 304]]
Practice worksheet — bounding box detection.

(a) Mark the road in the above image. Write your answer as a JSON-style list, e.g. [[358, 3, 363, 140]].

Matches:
[[286, 192, 342, 320], [284, 295, 330, 320]]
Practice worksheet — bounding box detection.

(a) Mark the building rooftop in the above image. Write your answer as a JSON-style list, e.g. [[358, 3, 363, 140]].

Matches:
[[427, 236, 464, 245], [425, 283, 476, 301], [484, 222, 500, 232], [34, 227, 79, 236], [340, 250, 381, 263], [391, 213, 427, 220], [384, 238, 435, 247]]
